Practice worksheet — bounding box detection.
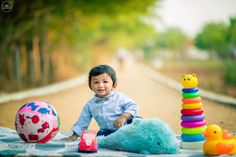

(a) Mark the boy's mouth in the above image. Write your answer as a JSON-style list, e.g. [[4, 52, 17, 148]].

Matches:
[[97, 89, 105, 92]]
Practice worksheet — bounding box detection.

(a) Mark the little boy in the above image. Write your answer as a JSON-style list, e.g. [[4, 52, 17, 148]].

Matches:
[[63, 64, 139, 140]]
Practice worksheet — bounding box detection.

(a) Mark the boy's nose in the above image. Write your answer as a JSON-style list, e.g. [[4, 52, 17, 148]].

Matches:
[[98, 83, 104, 87]]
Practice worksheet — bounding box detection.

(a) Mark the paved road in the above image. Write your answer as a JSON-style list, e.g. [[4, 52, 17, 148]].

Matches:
[[0, 60, 236, 134]]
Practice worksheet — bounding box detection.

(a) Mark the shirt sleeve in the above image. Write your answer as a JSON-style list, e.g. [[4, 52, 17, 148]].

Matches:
[[71, 103, 92, 136], [122, 95, 139, 117]]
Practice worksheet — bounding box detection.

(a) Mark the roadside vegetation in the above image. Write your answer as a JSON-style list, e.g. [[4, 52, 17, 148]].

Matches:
[[143, 17, 236, 97], [157, 60, 236, 98], [0, 1, 235, 98], [0, 0, 158, 93]]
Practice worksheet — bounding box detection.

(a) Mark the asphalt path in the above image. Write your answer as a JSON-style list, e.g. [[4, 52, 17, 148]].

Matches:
[[0, 60, 235, 134]]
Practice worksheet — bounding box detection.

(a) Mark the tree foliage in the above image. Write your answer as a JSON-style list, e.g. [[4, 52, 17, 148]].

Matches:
[[139, 27, 190, 60], [194, 17, 236, 58], [0, 0, 158, 92], [155, 27, 189, 52]]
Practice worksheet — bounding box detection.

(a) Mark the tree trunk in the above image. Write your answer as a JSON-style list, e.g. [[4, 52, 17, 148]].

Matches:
[[33, 12, 41, 84], [27, 41, 35, 86], [49, 53, 55, 83], [0, 45, 7, 79], [20, 42, 28, 87], [12, 42, 22, 89], [39, 28, 50, 84]]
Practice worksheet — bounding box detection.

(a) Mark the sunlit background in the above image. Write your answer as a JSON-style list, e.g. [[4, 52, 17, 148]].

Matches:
[[1, 0, 235, 97], [0, 0, 236, 97], [0, 0, 236, 133]]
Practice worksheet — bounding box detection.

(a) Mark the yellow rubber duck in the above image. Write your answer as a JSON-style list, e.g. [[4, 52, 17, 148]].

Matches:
[[203, 124, 236, 156], [182, 73, 198, 88]]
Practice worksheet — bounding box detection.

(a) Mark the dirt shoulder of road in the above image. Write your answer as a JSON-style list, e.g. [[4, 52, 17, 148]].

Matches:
[[0, 60, 236, 134]]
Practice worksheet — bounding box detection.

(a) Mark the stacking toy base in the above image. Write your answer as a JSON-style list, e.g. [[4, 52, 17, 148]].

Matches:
[[180, 141, 204, 150]]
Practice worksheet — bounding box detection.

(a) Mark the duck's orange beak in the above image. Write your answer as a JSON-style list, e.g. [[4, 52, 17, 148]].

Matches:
[[203, 131, 209, 138]]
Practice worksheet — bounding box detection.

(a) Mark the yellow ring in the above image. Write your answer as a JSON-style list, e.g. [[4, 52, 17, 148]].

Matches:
[[182, 102, 202, 109], [181, 126, 207, 134]]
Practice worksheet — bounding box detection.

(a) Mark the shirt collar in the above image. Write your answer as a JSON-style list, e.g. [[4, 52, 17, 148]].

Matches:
[[94, 91, 115, 103]]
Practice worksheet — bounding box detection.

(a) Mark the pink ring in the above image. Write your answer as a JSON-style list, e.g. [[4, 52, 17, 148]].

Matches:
[[181, 120, 206, 128]]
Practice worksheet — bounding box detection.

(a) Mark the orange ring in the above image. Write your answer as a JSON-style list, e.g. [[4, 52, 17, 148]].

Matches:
[[182, 97, 202, 104]]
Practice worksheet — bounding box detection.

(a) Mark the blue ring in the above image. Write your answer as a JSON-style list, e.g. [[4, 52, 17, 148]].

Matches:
[[181, 134, 205, 142], [182, 88, 198, 93], [181, 114, 205, 122]]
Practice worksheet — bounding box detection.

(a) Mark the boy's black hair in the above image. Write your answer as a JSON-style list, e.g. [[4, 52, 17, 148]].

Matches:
[[88, 64, 117, 89]]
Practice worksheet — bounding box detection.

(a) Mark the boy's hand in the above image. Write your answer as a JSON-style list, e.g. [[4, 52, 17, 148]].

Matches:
[[114, 116, 126, 128], [114, 112, 132, 128], [62, 133, 79, 141]]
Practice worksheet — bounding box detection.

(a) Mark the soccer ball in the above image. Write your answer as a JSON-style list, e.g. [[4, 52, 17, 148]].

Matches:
[[15, 101, 60, 143]]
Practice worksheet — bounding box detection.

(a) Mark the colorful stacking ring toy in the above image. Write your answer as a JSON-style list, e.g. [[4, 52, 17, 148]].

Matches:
[[182, 102, 202, 109], [181, 134, 205, 142], [182, 87, 198, 93], [181, 114, 205, 122], [180, 141, 204, 150], [182, 92, 200, 98], [182, 97, 201, 104], [181, 120, 206, 128], [181, 126, 207, 134], [181, 109, 203, 116]]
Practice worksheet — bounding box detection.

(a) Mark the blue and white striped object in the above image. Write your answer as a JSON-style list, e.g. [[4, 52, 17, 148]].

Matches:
[[0, 127, 207, 156]]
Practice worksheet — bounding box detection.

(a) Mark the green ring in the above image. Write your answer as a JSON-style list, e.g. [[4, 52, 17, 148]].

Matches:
[[181, 126, 207, 134], [182, 92, 200, 98]]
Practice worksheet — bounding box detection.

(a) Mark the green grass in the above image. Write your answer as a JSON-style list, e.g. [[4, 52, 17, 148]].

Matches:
[[153, 59, 236, 98], [223, 60, 236, 86]]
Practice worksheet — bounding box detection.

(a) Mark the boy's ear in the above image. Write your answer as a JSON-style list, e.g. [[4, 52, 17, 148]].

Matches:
[[113, 82, 117, 88]]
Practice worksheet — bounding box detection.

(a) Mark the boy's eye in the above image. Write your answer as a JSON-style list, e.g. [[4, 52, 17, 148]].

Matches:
[[104, 81, 108, 83]]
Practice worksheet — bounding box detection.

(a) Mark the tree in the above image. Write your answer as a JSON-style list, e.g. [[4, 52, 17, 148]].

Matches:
[[156, 27, 189, 52], [226, 17, 236, 58], [0, 0, 159, 92], [194, 22, 228, 58]]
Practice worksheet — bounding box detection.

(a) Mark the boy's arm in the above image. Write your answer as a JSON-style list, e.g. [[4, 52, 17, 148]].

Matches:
[[121, 112, 132, 120], [114, 112, 132, 128], [63, 102, 92, 140], [113, 94, 139, 128], [122, 94, 139, 118], [72, 102, 93, 137], [62, 132, 79, 140]]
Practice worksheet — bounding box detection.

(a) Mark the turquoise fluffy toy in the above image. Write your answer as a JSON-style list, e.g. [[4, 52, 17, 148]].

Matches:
[[98, 118, 179, 154]]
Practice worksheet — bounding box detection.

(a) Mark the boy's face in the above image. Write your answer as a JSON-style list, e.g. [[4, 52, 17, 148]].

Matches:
[[90, 73, 115, 97]]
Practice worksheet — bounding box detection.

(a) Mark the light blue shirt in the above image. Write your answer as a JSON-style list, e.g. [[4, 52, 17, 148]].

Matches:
[[72, 91, 139, 136]]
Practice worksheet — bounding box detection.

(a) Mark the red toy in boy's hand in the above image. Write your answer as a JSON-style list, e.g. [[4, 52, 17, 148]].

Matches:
[[78, 130, 98, 153]]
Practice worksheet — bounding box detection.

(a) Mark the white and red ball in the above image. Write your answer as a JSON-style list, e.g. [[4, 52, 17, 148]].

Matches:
[[15, 101, 60, 143]]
